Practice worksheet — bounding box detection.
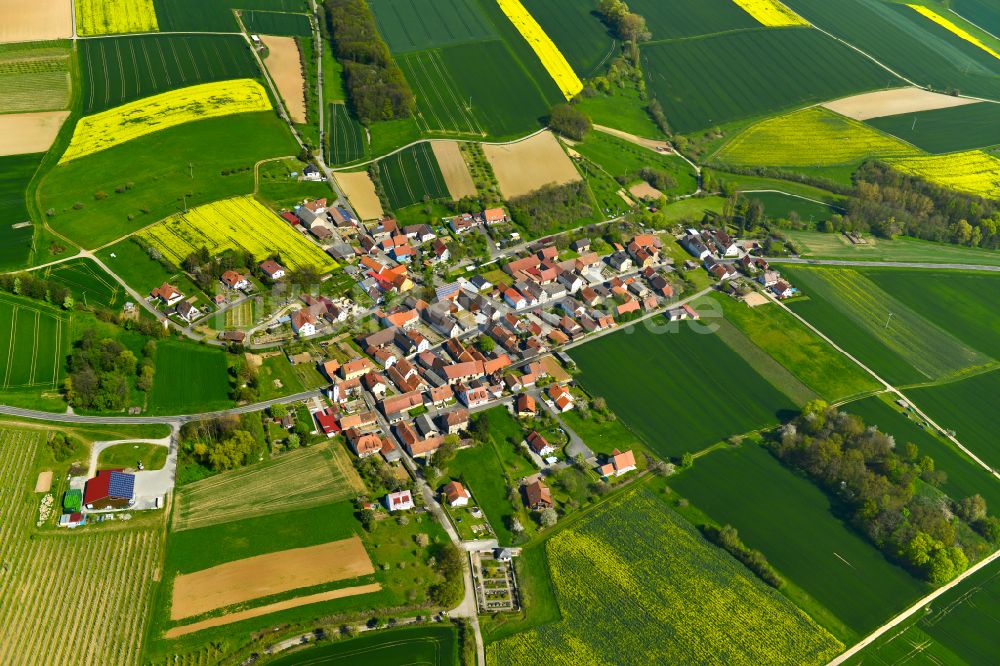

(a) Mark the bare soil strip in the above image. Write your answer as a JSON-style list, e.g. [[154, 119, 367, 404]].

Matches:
[[822, 87, 979, 120], [431, 141, 476, 200], [594, 124, 672, 153], [164, 583, 382, 638], [0, 111, 69, 156], [629, 182, 662, 201], [170, 536, 375, 620], [260, 35, 307, 124], [334, 171, 383, 220], [0, 0, 72, 43], [483, 130, 581, 199], [34, 471, 52, 493]]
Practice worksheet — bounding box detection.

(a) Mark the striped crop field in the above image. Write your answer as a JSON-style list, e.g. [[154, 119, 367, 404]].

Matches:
[[0, 429, 162, 665], [328, 102, 368, 164], [0, 42, 72, 113], [138, 195, 338, 272], [885, 150, 1000, 199], [370, 0, 496, 52], [80, 34, 261, 113], [61, 79, 271, 163], [907, 4, 1000, 62], [398, 49, 485, 135], [864, 102, 1000, 154], [374, 142, 450, 210], [41, 259, 123, 309], [496, 0, 582, 100], [714, 107, 918, 167], [732, 0, 809, 27], [75, 0, 159, 36], [0, 295, 67, 391]]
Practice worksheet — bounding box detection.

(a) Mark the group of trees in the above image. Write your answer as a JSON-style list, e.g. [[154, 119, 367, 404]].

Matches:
[[549, 104, 592, 141], [771, 401, 998, 584], [182, 246, 256, 293], [65, 330, 154, 411], [181, 415, 262, 472], [703, 524, 783, 588], [0, 272, 74, 310], [325, 0, 414, 122], [596, 0, 651, 42], [508, 181, 594, 237], [639, 166, 678, 193]]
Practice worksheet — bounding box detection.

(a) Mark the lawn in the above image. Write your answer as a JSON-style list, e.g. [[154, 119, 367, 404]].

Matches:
[[643, 28, 896, 134], [844, 394, 1000, 509], [98, 442, 168, 470], [782, 229, 1000, 266], [41, 112, 298, 249], [268, 626, 460, 665], [669, 443, 929, 639], [865, 101, 1000, 154], [569, 321, 797, 459], [41, 258, 123, 309], [327, 103, 368, 164], [712, 294, 881, 401], [79, 34, 261, 113], [908, 368, 1000, 472], [256, 353, 305, 400], [747, 192, 842, 223], [573, 130, 698, 196], [574, 83, 663, 138], [0, 153, 40, 270], [256, 157, 332, 209], [370, 0, 495, 52], [373, 142, 450, 210], [147, 341, 232, 415], [559, 408, 644, 457], [782, 265, 993, 385], [520, 0, 614, 77], [487, 487, 843, 665]]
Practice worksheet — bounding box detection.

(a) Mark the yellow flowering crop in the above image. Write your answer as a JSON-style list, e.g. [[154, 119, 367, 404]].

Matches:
[[75, 0, 159, 36], [138, 196, 339, 273], [60, 79, 271, 163], [496, 0, 583, 100], [731, 0, 809, 27], [908, 5, 1000, 62], [886, 150, 1000, 199]]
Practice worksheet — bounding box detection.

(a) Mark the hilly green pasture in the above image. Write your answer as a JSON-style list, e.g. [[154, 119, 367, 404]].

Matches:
[[670, 443, 928, 639], [573, 130, 698, 196], [785, 0, 1000, 101], [747, 192, 841, 222], [41, 112, 297, 248], [0, 41, 71, 113], [630, 0, 758, 39], [327, 102, 368, 164], [374, 142, 449, 210], [908, 369, 1000, 471], [782, 266, 992, 385], [0, 153, 40, 270], [844, 395, 1000, 509], [241, 10, 311, 36], [269, 626, 459, 666], [865, 102, 1000, 154], [487, 487, 843, 665], [79, 34, 262, 113], [370, 0, 495, 52], [570, 321, 796, 459], [781, 231, 1000, 265], [153, 0, 307, 32], [643, 28, 896, 134], [521, 0, 614, 77], [147, 341, 232, 415], [41, 258, 123, 309]]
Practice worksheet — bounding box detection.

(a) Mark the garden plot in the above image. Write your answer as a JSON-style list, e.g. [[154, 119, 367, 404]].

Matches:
[[0, 0, 72, 42], [0, 111, 69, 156], [483, 130, 580, 198], [261, 35, 306, 123], [822, 86, 979, 120], [431, 141, 476, 200]]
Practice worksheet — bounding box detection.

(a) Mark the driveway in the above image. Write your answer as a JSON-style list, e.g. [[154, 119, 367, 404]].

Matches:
[[84, 426, 177, 512]]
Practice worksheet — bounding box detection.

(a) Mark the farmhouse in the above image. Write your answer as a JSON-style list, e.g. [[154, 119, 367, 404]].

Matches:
[[385, 490, 415, 512], [221, 270, 249, 290], [313, 407, 340, 437], [524, 479, 553, 511], [442, 481, 471, 507], [598, 449, 637, 478], [260, 259, 286, 281], [83, 470, 135, 510], [291, 309, 317, 336], [151, 283, 183, 306]]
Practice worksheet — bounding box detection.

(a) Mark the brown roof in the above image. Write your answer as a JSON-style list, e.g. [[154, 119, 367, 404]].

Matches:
[[526, 430, 550, 454], [525, 479, 553, 509], [516, 394, 536, 414], [443, 481, 470, 504]]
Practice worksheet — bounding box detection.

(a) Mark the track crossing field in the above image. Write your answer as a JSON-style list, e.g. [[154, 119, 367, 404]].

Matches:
[[153, 0, 307, 32], [375, 142, 450, 210], [370, 0, 495, 52], [398, 49, 485, 135], [328, 102, 368, 164], [0, 295, 67, 390], [0, 429, 162, 665], [270, 625, 459, 665], [42, 258, 122, 308], [80, 34, 261, 113]]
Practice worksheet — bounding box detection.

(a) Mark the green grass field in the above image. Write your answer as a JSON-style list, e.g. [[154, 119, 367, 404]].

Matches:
[[79, 34, 261, 113], [153, 0, 307, 32], [570, 322, 797, 459], [865, 102, 1000, 154], [0, 41, 71, 113], [712, 295, 881, 401], [269, 626, 460, 665], [670, 443, 929, 639], [908, 369, 1000, 472], [41, 258, 123, 309], [785, 0, 1000, 102], [629, 0, 758, 39], [256, 157, 332, 209], [643, 28, 896, 134], [0, 294, 67, 391], [96, 238, 203, 299], [375, 142, 450, 210], [242, 10, 311, 36], [573, 130, 699, 196], [844, 394, 1000, 509], [327, 103, 368, 164], [575, 83, 663, 138], [846, 556, 1000, 666], [782, 230, 1000, 266], [782, 266, 993, 385], [98, 442, 168, 470], [487, 487, 843, 665], [747, 192, 841, 223], [520, 0, 614, 77], [41, 112, 298, 249], [955, 0, 1000, 34], [0, 153, 40, 270], [370, 0, 495, 52], [147, 341, 232, 415]]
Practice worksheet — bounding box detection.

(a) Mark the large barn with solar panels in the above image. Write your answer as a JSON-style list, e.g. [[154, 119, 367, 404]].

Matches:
[[83, 469, 136, 510]]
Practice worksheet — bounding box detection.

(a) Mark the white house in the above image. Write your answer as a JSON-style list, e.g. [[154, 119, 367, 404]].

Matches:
[[442, 481, 470, 508], [291, 309, 317, 337], [385, 490, 415, 512]]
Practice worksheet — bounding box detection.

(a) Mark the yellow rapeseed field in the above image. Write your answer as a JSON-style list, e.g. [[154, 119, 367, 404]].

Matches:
[[75, 0, 159, 36], [886, 150, 1000, 199], [59, 79, 271, 163], [731, 0, 809, 27], [496, 0, 583, 100], [138, 196, 339, 273], [908, 5, 1000, 62]]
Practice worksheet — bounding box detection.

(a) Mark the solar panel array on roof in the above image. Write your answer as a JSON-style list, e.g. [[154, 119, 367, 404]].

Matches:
[[108, 472, 134, 499]]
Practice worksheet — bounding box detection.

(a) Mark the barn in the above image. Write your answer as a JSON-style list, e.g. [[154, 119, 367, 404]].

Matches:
[[83, 470, 135, 510]]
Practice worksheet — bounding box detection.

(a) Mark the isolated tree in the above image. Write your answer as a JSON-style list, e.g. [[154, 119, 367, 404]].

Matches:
[[477, 335, 496, 353], [270, 403, 288, 419], [548, 104, 592, 140], [540, 508, 558, 528]]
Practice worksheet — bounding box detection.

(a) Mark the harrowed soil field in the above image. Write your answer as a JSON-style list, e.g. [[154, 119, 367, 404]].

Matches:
[[484, 131, 581, 199], [261, 34, 307, 124]]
